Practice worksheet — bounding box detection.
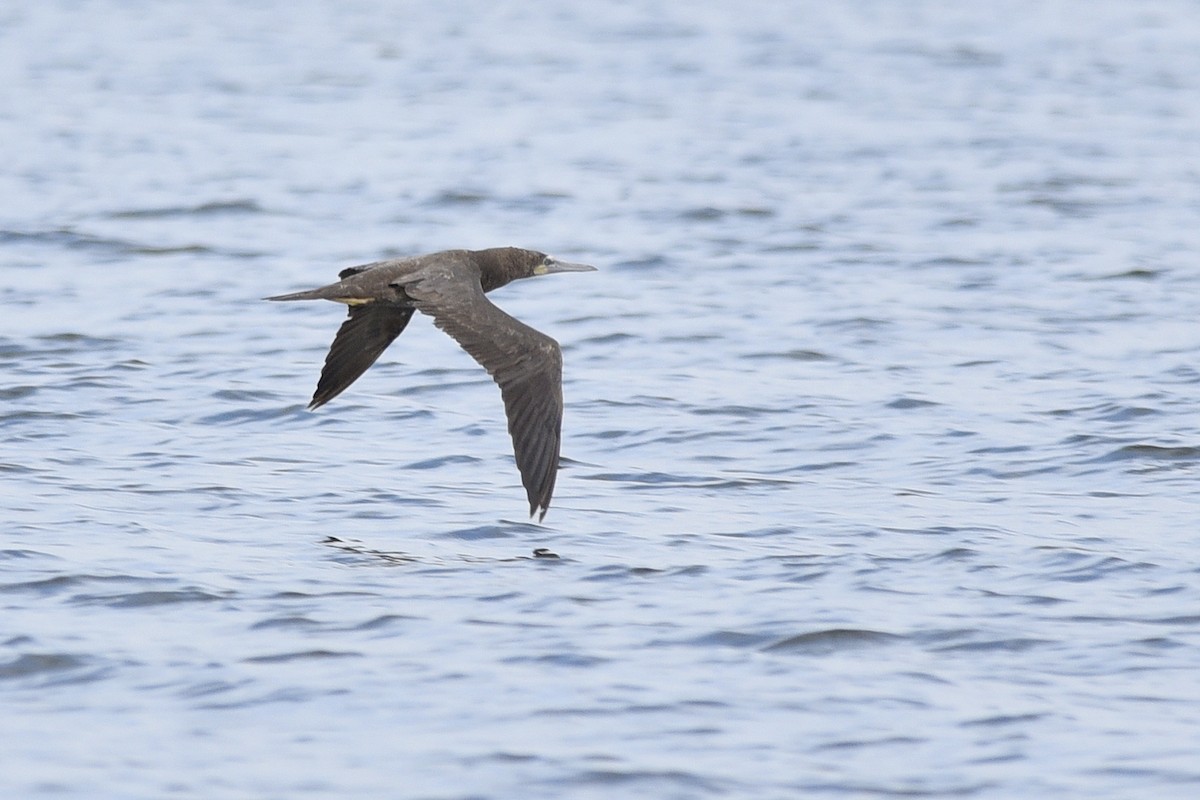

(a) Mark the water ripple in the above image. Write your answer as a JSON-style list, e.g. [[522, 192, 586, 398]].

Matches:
[[4, 3, 1200, 798]]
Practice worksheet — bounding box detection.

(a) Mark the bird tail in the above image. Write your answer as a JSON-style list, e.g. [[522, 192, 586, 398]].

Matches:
[[264, 287, 335, 302]]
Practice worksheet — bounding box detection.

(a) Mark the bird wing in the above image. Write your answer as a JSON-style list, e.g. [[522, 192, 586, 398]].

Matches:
[[404, 269, 563, 520], [309, 303, 415, 409]]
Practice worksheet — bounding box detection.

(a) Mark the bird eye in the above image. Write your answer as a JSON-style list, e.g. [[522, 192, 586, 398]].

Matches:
[[543, 256, 556, 266]]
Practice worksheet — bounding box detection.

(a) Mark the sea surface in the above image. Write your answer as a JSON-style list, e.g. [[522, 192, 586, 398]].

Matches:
[[3, 2, 1200, 798]]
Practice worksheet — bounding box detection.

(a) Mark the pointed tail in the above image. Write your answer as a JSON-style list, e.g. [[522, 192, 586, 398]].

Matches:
[[264, 287, 332, 302]]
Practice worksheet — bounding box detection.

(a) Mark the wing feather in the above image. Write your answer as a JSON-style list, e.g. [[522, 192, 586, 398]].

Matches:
[[405, 269, 565, 519], [309, 304, 415, 409]]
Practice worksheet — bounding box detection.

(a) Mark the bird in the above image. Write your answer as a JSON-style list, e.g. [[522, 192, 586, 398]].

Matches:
[[266, 247, 596, 521]]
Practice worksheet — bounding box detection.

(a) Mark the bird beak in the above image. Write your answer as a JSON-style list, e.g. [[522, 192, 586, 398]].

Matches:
[[538, 259, 598, 275]]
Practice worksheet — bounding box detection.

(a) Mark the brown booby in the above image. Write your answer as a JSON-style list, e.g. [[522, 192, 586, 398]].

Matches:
[[267, 247, 596, 521]]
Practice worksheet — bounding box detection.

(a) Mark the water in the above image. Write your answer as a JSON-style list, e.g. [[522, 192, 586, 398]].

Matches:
[[4, 1, 1200, 797]]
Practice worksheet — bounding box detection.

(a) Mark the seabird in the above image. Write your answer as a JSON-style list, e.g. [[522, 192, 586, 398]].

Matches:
[[266, 247, 596, 521]]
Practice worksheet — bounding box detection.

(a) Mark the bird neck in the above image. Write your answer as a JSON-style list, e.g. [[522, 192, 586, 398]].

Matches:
[[474, 248, 525, 293]]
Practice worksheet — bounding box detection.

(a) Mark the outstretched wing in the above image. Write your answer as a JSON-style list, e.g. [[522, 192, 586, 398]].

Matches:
[[309, 304, 415, 409], [406, 269, 563, 520]]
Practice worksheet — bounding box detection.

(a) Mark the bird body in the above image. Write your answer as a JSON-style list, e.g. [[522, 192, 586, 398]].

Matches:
[[266, 247, 595, 521]]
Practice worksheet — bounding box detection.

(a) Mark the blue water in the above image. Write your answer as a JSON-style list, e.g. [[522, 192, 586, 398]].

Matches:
[[4, 2, 1200, 797]]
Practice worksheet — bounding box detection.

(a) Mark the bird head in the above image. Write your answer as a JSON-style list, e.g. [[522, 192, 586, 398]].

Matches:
[[532, 253, 597, 277]]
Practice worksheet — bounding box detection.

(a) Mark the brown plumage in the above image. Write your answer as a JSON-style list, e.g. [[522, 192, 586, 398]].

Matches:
[[266, 247, 596, 521]]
